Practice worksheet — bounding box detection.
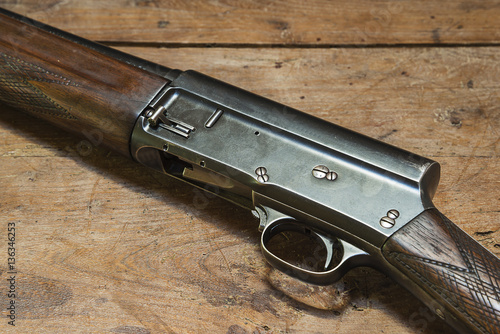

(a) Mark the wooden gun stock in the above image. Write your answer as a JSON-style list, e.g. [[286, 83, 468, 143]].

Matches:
[[0, 8, 168, 156]]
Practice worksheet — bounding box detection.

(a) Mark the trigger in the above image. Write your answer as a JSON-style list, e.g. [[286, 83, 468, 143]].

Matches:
[[253, 206, 294, 231], [312, 230, 372, 278], [314, 232, 340, 271]]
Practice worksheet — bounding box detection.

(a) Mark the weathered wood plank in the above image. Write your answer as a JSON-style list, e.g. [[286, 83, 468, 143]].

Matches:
[[0, 46, 498, 333], [0, 127, 456, 334], [1, 0, 499, 45], [0, 0, 497, 331], [123, 46, 500, 158]]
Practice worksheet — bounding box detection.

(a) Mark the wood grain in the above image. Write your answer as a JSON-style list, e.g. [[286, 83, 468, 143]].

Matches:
[[1, 0, 500, 45], [0, 1, 499, 333], [383, 209, 500, 334], [0, 10, 168, 156]]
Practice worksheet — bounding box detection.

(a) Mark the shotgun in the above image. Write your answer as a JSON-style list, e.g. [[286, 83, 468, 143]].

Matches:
[[0, 8, 498, 334]]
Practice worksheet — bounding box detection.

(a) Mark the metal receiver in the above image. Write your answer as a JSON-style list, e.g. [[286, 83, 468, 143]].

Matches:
[[130, 70, 440, 284]]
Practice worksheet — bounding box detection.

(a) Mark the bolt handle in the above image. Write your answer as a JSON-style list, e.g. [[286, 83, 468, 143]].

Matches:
[[382, 209, 500, 334]]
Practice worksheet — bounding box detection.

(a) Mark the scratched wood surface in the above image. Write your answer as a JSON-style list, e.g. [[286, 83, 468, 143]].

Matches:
[[0, 1, 499, 334]]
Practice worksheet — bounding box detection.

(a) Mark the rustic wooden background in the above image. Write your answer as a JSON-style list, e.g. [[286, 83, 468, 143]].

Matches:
[[0, 1, 499, 333]]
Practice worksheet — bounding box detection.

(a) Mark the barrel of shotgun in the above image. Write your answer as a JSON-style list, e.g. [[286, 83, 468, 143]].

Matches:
[[0, 8, 498, 334]]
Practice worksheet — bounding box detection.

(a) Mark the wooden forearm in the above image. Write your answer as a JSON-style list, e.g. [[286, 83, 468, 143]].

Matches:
[[0, 8, 168, 157], [383, 209, 500, 334]]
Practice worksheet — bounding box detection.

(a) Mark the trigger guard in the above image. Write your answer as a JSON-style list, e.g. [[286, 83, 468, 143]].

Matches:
[[261, 220, 371, 285]]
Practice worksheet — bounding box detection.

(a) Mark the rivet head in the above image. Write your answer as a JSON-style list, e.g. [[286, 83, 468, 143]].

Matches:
[[312, 165, 329, 179], [255, 167, 267, 176], [325, 171, 338, 181], [380, 216, 396, 229], [255, 167, 269, 183], [387, 209, 400, 219], [257, 174, 270, 183]]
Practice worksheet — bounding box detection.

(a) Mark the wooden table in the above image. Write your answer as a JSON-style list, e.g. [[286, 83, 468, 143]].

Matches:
[[0, 1, 498, 333]]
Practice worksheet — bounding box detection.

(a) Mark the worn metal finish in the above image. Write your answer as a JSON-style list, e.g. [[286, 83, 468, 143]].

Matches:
[[255, 167, 270, 183], [312, 165, 329, 179], [325, 171, 338, 181], [130, 70, 441, 280], [380, 216, 396, 229], [387, 209, 400, 219]]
